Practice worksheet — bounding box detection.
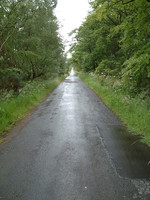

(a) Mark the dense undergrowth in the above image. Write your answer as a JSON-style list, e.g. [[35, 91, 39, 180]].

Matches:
[[0, 76, 65, 141], [79, 72, 150, 146]]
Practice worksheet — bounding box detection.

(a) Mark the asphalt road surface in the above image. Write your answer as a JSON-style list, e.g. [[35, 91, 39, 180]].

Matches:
[[0, 71, 150, 200]]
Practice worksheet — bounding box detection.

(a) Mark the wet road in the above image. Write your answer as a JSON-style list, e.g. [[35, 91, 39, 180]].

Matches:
[[0, 72, 150, 199]]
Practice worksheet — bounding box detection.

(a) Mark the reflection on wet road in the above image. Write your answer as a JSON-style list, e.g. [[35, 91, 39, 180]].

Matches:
[[0, 71, 150, 199], [97, 124, 150, 179]]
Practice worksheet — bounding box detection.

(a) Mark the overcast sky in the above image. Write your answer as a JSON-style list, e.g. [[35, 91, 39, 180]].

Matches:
[[55, 0, 90, 53]]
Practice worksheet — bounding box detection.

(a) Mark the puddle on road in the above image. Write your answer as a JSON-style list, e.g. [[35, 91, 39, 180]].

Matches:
[[99, 125, 150, 180]]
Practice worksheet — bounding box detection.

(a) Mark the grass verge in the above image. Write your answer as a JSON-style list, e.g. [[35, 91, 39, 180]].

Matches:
[[78, 72, 150, 146], [0, 76, 65, 141]]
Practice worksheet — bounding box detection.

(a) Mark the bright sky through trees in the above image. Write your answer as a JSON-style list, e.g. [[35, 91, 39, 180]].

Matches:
[[55, 0, 90, 53]]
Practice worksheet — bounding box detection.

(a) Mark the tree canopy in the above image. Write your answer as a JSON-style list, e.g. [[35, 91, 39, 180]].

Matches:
[[0, 0, 67, 91], [70, 0, 150, 94]]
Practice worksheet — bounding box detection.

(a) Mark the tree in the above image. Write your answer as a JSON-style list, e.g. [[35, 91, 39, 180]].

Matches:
[[70, 0, 150, 94], [0, 0, 67, 91]]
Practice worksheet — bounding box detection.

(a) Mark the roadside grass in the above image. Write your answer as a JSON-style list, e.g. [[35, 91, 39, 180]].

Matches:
[[78, 72, 150, 146], [0, 76, 65, 140]]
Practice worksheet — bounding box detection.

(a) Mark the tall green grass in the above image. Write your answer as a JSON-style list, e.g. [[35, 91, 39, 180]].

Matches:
[[79, 73, 150, 146], [0, 77, 65, 140]]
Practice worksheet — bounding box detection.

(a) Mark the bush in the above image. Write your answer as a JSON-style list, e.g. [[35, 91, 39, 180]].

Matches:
[[0, 68, 24, 91]]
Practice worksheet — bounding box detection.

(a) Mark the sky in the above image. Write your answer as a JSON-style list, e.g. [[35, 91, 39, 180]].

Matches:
[[55, 0, 90, 54]]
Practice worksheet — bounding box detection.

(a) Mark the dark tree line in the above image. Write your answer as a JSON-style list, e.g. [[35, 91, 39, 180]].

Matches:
[[0, 0, 67, 91]]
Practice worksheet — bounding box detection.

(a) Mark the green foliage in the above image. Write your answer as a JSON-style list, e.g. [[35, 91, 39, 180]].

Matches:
[[70, 0, 150, 95], [0, 68, 23, 91], [0, 0, 67, 91], [96, 59, 120, 76]]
